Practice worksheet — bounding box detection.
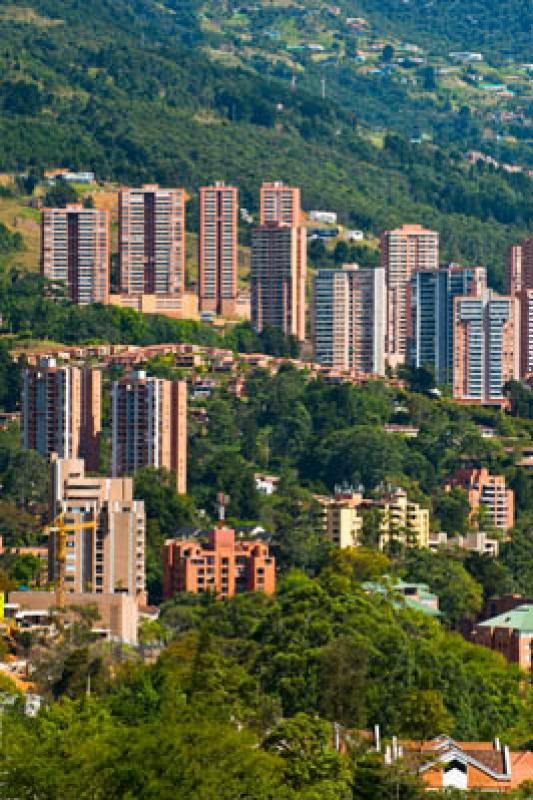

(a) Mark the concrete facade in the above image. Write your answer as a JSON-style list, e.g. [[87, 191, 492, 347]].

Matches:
[[50, 457, 146, 603]]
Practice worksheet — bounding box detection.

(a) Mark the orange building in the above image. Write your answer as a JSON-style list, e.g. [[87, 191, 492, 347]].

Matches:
[[444, 468, 514, 532], [111, 371, 187, 493], [260, 181, 301, 226], [251, 222, 307, 341], [198, 182, 238, 316], [506, 243, 523, 295], [118, 185, 187, 296], [380, 224, 439, 367], [41, 204, 109, 305], [399, 736, 533, 792], [163, 524, 275, 600]]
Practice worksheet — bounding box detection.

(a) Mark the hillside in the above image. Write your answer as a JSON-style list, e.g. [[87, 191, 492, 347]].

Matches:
[[0, 0, 531, 288]]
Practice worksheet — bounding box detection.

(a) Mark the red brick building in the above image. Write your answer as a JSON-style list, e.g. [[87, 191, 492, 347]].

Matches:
[[472, 604, 533, 675], [163, 524, 275, 600]]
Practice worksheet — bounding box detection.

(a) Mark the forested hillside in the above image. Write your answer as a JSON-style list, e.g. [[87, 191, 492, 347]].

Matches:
[[352, 0, 532, 60], [0, 1, 531, 288]]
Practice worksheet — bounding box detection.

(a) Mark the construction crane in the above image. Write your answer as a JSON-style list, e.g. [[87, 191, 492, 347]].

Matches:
[[43, 513, 96, 611]]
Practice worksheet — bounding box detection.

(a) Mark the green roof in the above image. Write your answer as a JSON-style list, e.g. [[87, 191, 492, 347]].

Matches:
[[362, 581, 441, 617], [479, 604, 533, 632]]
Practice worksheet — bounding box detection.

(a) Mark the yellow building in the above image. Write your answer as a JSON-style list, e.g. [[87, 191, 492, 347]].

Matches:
[[316, 489, 364, 548], [376, 487, 430, 549]]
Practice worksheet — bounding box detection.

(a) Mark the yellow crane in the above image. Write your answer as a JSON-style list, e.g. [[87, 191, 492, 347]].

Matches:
[[43, 513, 96, 611]]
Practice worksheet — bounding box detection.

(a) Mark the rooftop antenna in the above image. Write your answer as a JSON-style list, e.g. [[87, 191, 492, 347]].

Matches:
[[217, 492, 228, 527]]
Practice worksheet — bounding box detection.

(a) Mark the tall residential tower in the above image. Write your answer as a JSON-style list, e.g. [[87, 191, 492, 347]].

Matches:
[[111, 371, 187, 493], [118, 185, 187, 296], [41, 204, 109, 305], [198, 182, 238, 316], [21, 359, 101, 470], [313, 264, 386, 374], [381, 224, 439, 366]]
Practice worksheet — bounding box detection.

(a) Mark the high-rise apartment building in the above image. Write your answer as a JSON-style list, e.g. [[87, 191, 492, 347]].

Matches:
[[313, 264, 386, 374], [408, 265, 486, 385], [506, 239, 533, 377], [118, 185, 187, 296], [251, 222, 307, 341], [260, 181, 301, 226], [163, 524, 275, 600], [453, 292, 519, 403], [41, 204, 109, 305], [21, 359, 101, 470], [381, 224, 439, 366], [444, 468, 514, 531], [506, 244, 523, 295], [50, 457, 146, 602], [518, 288, 533, 377], [506, 238, 533, 295], [198, 182, 238, 316], [111, 371, 187, 493]]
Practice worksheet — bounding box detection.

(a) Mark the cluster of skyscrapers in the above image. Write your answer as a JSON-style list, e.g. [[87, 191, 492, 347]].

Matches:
[[40, 181, 307, 340], [21, 359, 187, 493], [40, 180, 531, 402], [314, 225, 531, 404]]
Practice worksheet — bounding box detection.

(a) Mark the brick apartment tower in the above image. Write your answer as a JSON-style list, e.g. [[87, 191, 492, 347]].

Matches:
[[506, 239, 533, 376], [313, 264, 386, 374], [118, 185, 187, 295], [452, 292, 519, 403], [50, 457, 146, 602], [260, 181, 307, 339], [198, 182, 238, 316], [41, 204, 109, 304], [163, 524, 275, 600], [111, 371, 187, 493], [251, 222, 307, 341], [21, 358, 101, 470], [380, 224, 439, 367]]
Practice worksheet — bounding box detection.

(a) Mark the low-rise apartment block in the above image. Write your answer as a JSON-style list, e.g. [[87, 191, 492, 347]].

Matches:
[[316, 488, 364, 548], [163, 524, 275, 600], [376, 487, 430, 549], [472, 605, 533, 674], [444, 468, 514, 531]]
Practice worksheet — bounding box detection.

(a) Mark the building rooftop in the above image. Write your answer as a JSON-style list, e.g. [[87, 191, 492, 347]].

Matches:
[[478, 604, 533, 632]]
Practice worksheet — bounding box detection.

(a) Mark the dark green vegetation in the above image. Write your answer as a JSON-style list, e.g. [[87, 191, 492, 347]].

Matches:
[[0, 2, 531, 288], [1, 561, 532, 799], [0, 270, 298, 355], [353, 0, 532, 61]]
